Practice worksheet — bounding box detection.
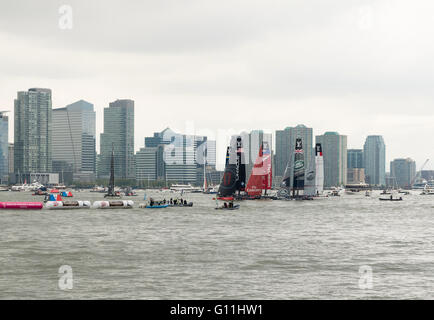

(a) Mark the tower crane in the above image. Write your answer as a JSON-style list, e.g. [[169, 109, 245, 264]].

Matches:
[[410, 159, 429, 187]]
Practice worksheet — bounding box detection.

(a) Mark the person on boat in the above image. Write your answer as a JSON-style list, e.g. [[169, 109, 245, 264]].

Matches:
[[223, 202, 228, 208], [163, 199, 166, 204], [150, 198, 154, 206], [170, 198, 173, 204], [174, 199, 177, 205], [390, 195, 393, 200], [229, 202, 233, 208], [184, 200, 187, 205]]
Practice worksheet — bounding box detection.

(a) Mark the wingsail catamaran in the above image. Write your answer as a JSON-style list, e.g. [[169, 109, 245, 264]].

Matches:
[[215, 136, 246, 209], [277, 139, 324, 200]]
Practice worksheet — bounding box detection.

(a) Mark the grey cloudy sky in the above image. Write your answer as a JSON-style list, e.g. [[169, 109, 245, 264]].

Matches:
[[0, 0, 433, 170]]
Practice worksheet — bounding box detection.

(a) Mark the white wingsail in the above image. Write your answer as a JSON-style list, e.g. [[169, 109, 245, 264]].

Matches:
[[315, 143, 324, 195]]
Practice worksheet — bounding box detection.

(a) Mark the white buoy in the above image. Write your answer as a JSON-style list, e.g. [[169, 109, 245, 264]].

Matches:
[[45, 201, 91, 210], [92, 200, 134, 209]]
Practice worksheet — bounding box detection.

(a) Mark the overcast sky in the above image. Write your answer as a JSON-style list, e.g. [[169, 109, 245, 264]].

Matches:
[[1, 0, 433, 170]]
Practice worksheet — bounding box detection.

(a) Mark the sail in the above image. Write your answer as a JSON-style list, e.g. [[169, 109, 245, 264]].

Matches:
[[246, 141, 272, 196], [218, 146, 238, 196], [235, 136, 246, 192], [304, 156, 316, 196], [293, 138, 304, 191], [315, 143, 324, 195]]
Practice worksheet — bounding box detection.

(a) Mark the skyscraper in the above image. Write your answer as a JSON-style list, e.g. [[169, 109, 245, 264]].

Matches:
[[347, 149, 364, 169], [14, 88, 52, 174], [0, 111, 8, 183], [8, 143, 14, 177], [278, 124, 313, 188], [363, 135, 386, 186], [52, 100, 96, 182], [275, 128, 291, 178], [390, 158, 416, 188], [100, 99, 135, 179], [315, 132, 347, 187]]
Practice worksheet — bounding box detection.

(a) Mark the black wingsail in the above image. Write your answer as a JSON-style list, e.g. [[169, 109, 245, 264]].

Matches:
[[105, 144, 116, 197], [293, 138, 305, 194], [218, 146, 238, 197]]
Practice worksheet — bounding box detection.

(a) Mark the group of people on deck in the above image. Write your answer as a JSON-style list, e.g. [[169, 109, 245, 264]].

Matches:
[[223, 202, 234, 208], [148, 197, 188, 206]]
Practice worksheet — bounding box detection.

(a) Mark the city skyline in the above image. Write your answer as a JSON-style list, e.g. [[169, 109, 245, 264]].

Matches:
[[1, 88, 431, 173], [1, 1, 433, 171]]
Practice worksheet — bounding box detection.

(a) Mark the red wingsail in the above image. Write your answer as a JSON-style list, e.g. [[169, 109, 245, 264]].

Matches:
[[246, 142, 272, 196]]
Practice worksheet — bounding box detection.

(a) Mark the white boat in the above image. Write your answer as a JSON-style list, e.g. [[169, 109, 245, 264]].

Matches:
[[92, 200, 134, 209], [45, 201, 91, 210], [169, 184, 202, 193], [421, 185, 434, 195]]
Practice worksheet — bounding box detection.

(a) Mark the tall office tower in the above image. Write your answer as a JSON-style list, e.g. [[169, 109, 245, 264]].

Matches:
[[135, 147, 159, 182], [275, 128, 291, 178], [14, 88, 52, 175], [347, 149, 364, 169], [243, 130, 273, 182], [390, 158, 416, 188], [0, 111, 8, 183], [8, 143, 14, 177], [276, 124, 313, 187], [315, 132, 347, 187], [99, 99, 135, 179], [52, 100, 96, 182], [363, 135, 386, 186]]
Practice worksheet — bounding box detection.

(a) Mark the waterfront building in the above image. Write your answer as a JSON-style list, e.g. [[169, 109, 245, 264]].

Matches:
[[14, 88, 52, 175], [0, 111, 8, 184], [52, 100, 96, 183], [363, 135, 386, 186], [99, 99, 135, 179], [390, 158, 416, 188], [347, 149, 363, 169]]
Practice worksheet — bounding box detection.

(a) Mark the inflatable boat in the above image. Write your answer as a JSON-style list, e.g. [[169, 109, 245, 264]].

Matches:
[[92, 200, 134, 209], [0, 202, 43, 210], [139, 203, 169, 209], [45, 201, 91, 210]]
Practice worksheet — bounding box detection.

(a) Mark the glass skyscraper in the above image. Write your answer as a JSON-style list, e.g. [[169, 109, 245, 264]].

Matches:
[[0, 111, 8, 183], [52, 100, 96, 182], [390, 158, 416, 188], [100, 99, 135, 179], [14, 88, 52, 174], [347, 149, 364, 169], [363, 135, 386, 186], [315, 132, 347, 187]]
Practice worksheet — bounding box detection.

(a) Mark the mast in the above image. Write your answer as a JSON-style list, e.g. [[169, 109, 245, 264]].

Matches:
[[293, 138, 305, 197], [107, 143, 115, 196]]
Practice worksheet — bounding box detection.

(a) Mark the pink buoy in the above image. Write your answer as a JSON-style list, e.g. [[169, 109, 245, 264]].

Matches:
[[0, 202, 43, 210]]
